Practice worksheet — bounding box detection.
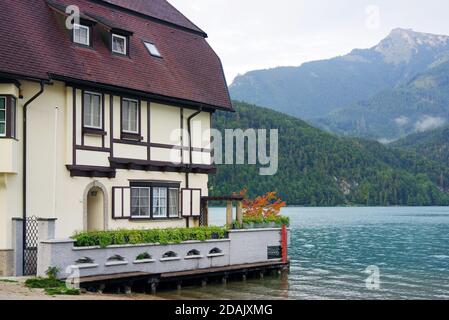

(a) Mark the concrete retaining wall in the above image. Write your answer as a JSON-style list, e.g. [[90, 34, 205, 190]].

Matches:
[[37, 228, 289, 279], [38, 239, 231, 278], [228, 228, 289, 265]]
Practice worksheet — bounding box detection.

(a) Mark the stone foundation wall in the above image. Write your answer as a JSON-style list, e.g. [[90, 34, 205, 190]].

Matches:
[[0, 250, 14, 276]]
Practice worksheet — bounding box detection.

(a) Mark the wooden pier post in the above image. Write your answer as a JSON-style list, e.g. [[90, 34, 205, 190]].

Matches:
[[222, 273, 228, 285], [226, 201, 233, 227], [147, 279, 158, 295], [236, 201, 243, 227], [124, 286, 132, 295], [151, 282, 157, 294]]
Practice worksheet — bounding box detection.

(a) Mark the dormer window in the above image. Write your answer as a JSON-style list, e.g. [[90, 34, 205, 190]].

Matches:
[[112, 34, 127, 55], [73, 23, 90, 46], [144, 42, 161, 58]]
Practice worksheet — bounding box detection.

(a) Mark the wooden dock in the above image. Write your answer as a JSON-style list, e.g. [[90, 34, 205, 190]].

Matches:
[[78, 260, 290, 293]]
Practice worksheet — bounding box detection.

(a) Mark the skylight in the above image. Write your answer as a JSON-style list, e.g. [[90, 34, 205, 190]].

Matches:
[[144, 42, 162, 57]]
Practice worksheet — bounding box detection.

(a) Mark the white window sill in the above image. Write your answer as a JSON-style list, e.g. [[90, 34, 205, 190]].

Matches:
[[72, 263, 99, 269], [133, 259, 155, 264], [207, 253, 225, 258], [184, 255, 204, 260], [105, 261, 129, 267], [160, 257, 181, 262]]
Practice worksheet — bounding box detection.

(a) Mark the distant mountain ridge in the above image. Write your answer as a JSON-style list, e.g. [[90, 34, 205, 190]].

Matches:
[[230, 28, 449, 140], [319, 57, 449, 140]]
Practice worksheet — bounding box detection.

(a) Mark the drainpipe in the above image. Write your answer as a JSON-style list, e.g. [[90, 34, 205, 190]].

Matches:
[[22, 81, 45, 274], [52, 106, 59, 217], [185, 107, 202, 227]]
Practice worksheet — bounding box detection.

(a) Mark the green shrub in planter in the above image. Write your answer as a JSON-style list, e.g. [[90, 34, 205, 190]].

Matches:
[[241, 215, 289, 229], [231, 220, 242, 230], [136, 252, 152, 260], [72, 226, 227, 248], [276, 215, 290, 226]]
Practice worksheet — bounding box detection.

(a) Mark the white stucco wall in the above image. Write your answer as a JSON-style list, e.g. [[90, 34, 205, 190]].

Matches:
[[0, 83, 22, 250], [0, 80, 213, 250]]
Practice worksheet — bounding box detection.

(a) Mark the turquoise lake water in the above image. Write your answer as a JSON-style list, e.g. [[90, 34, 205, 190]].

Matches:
[[158, 207, 449, 300]]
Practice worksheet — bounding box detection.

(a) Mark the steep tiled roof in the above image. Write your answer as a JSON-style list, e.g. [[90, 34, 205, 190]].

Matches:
[[0, 0, 232, 111], [99, 0, 206, 36]]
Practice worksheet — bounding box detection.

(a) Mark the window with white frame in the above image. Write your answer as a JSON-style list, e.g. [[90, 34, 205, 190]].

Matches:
[[0, 97, 6, 136], [131, 187, 150, 217], [10, 98, 15, 138], [0, 96, 16, 138], [129, 184, 179, 219], [169, 189, 179, 217], [83, 92, 102, 129], [153, 187, 167, 218], [112, 34, 127, 55], [122, 98, 139, 134], [73, 23, 90, 46]]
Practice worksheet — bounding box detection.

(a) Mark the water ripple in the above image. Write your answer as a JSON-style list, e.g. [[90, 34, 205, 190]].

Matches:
[[155, 207, 449, 300]]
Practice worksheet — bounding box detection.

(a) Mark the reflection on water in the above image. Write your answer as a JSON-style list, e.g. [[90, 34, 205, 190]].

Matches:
[[156, 275, 290, 300], [156, 207, 449, 300]]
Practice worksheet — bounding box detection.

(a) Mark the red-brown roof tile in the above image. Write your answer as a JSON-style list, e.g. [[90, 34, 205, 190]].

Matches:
[[0, 0, 232, 111], [99, 0, 206, 35]]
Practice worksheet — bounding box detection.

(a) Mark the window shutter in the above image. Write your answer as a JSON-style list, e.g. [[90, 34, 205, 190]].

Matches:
[[181, 189, 202, 217], [181, 189, 191, 217], [112, 187, 131, 219], [191, 190, 201, 217]]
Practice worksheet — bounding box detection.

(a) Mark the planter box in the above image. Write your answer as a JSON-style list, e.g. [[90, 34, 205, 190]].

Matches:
[[243, 222, 285, 229], [38, 239, 231, 278], [37, 229, 290, 279]]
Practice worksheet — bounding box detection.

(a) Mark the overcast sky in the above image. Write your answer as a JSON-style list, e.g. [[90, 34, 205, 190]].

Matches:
[[169, 0, 449, 84]]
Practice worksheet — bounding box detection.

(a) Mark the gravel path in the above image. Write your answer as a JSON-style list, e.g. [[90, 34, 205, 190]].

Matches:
[[0, 278, 163, 300]]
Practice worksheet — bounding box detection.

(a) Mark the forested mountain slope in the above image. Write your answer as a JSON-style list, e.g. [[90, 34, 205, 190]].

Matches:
[[209, 101, 449, 206]]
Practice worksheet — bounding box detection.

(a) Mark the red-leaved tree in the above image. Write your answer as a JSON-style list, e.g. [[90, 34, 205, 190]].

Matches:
[[238, 189, 286, 219]]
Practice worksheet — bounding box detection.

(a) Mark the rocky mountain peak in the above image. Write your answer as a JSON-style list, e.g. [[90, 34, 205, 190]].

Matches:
[[374, 28, 449, 64]]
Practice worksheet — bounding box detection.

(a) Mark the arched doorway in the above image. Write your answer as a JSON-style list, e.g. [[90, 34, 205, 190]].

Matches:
[[87, 187, 104, 231], [83, 181, 108, 231]]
